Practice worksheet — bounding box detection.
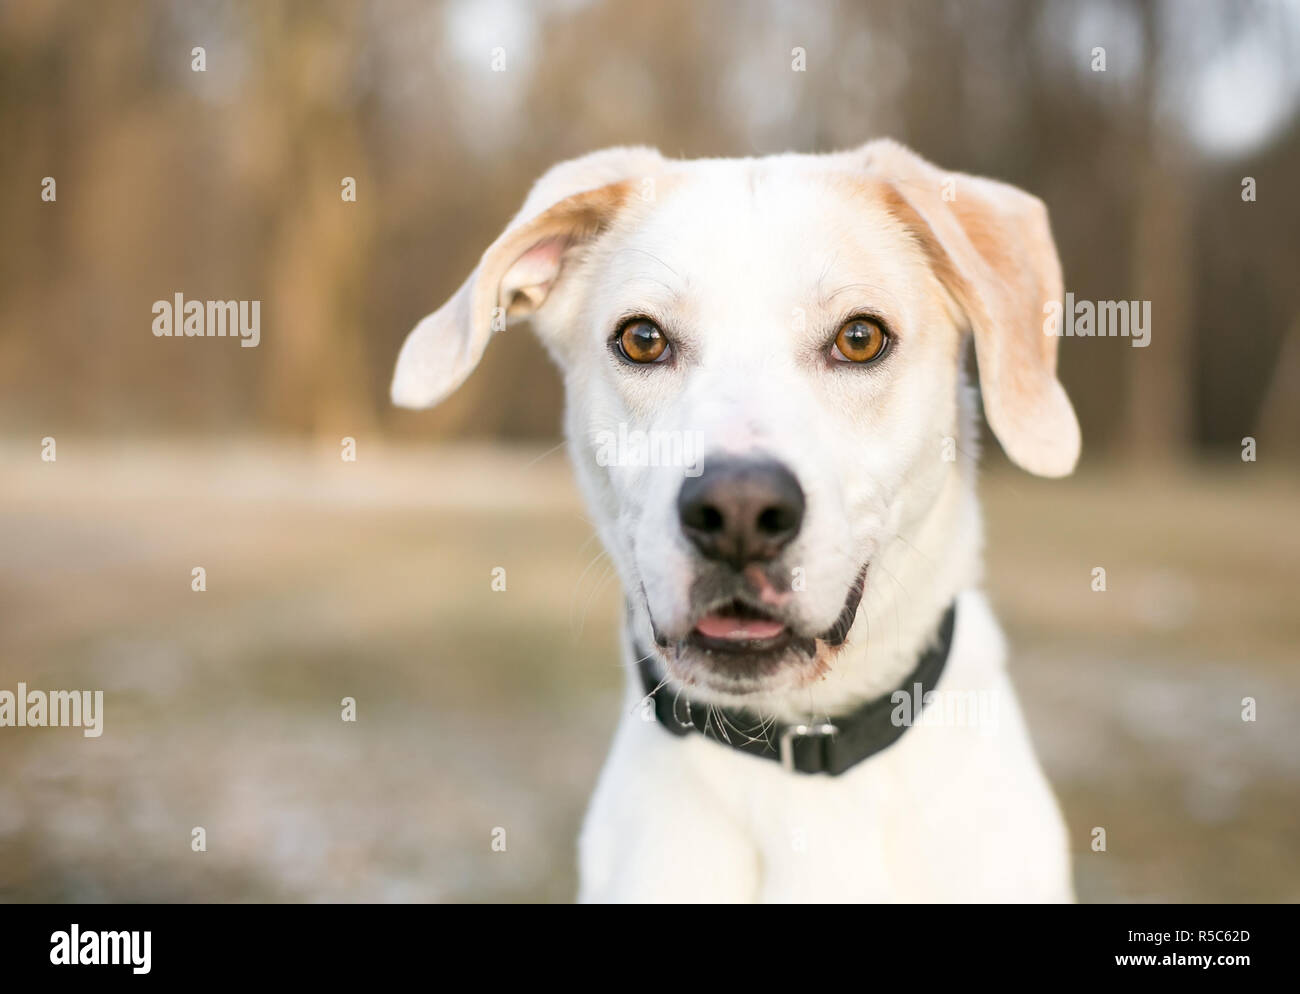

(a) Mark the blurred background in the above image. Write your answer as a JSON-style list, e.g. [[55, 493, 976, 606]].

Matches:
[[1, 0, 1297, 902]]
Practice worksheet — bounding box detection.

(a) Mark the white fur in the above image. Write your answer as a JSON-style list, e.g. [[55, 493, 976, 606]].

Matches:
[[392, 142, 1078, 903]]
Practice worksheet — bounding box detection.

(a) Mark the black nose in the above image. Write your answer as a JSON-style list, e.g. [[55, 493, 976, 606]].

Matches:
[[677, 458, 805, 569]]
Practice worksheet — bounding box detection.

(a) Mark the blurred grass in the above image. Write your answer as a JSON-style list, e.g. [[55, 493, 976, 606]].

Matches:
[[0, 440, 1296, 902]]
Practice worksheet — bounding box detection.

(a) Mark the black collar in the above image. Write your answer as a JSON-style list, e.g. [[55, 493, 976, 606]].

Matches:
[[635, 601, 957, 776]]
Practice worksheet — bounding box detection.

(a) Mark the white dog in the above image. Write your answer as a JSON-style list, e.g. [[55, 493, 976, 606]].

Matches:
[[392, 140, 1079, 902]]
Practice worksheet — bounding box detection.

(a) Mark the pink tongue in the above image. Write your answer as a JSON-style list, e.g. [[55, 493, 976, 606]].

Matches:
[[695, 613, 786, 640]]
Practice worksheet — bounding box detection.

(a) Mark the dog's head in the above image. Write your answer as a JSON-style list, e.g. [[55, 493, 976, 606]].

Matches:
[[392, 141, 1078, 704]]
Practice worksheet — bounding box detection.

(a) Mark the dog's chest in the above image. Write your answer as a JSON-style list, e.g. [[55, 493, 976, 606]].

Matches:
[[580, 596, 1073, 902], [681, 670, 1065, 902], [721, 720, 1013, 900]]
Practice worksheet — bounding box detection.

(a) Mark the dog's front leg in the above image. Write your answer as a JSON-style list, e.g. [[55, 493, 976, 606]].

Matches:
[[577, 712, 760, 903]]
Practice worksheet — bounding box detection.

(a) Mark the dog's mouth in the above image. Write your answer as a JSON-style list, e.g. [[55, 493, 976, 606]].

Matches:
[[648, 565, 868, 693], [688, 598, 794, 653]]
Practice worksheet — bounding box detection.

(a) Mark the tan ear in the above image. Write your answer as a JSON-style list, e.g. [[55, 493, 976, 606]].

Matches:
[[391, 146, 665, 409], [856, 139, 1080, 477]]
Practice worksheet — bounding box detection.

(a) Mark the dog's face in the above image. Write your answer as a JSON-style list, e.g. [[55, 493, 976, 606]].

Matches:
[[393, 141, 1079, 703], [560, 168, 968, 697]]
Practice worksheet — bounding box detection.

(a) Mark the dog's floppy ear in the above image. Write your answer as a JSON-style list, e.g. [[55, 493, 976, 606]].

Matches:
[[391, 146, 665, 409], [856, 139, 1080, 477]]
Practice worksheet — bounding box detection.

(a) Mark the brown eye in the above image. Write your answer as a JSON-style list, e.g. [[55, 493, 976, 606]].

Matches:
[[617, 319, 670, 364], [832, 317, 889, 364]]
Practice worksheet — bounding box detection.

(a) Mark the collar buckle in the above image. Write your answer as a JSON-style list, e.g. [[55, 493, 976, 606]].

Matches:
[[779, 723, 838, 773]]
